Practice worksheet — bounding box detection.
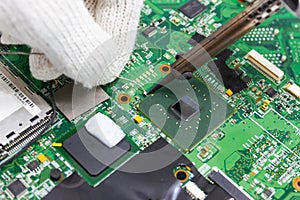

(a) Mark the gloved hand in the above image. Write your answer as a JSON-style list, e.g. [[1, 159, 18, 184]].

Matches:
[[0, 0, 144, 88]]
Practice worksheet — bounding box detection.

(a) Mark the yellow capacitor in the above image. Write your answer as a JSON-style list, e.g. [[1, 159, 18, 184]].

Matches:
[[52, 142, 63, 147], [226, 89, 234, 97], [133, 116, 143, 124], [37, 154, 47, 163]]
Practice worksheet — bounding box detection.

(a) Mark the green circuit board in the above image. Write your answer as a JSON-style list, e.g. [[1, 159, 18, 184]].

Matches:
[[0, 0, 299, 199]]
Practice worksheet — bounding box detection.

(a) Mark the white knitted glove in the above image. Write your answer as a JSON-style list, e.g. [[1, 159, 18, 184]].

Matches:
[[0, 0, 143, 88]]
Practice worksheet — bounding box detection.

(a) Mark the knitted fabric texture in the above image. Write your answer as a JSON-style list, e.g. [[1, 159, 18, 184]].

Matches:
[[0, 0, 143, 88]]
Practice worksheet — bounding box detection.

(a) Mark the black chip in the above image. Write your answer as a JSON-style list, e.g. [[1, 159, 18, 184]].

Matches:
[[179, 0, 206, 19], [217, 48, 234, 61], [241, 75, 252, 86], [265, 87, 277, 98], [171, 96, 200, 120], [188, 33, 206, 46], [63, 128, 131, 176], [7, 180, 27, 197], [264, 188, 273, 197], [208, 59, 248, 93], [142, 26, 157, 37], [235, 68, 244, 77], [246, 109, 252, 114], [27, 160, 39, 171]]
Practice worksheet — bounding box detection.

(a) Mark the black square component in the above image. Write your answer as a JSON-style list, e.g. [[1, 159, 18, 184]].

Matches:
[[188, 33, 206, 46], [242, 75, 252, 86], [142, 26, 157, 37], [171, 96, 200, 120], [265, 88, 277, 98], [63, 128, 131, 176], [27, 160, 39, 171], [179, 0, 206, 19], [7, 180, 27, 198]]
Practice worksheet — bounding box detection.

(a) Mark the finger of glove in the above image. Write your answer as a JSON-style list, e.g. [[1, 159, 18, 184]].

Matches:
[[2, 0, 98, 82], [0, 0, 121, 88], [0, 33, 62, 81], [1, 0, 98, 46], [28, 0, 98, 82], [94, 0, 144, 79], [1, 33, 22, 45], [29, 49, 62, 81], [84, 0, 99, 18]]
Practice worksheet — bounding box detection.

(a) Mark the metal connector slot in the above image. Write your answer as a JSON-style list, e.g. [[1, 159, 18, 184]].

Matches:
[[0, 61, 52, 165], [247, 49, 284, 82]]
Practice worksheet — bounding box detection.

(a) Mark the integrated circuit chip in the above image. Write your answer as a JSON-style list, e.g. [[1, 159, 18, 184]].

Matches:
[[179, 0, 206, 19], [235, 68, 244, 77], [217, 49, 234, 61], [265, 87, 277, 98], [139, 78, 235, 152], [208, 59, 248, 93], [7, 179, 27, 198], [171, 96, 200, 120], [63, 127, 131, 176], [27, 160, 40, 171], [188, 33, 206, 46], [142, 26, 157, 37], [241, 75, 252, 86]]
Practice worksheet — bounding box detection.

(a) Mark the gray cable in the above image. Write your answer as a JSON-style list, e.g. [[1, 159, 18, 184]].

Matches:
[[0, 51, 44, 56]]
